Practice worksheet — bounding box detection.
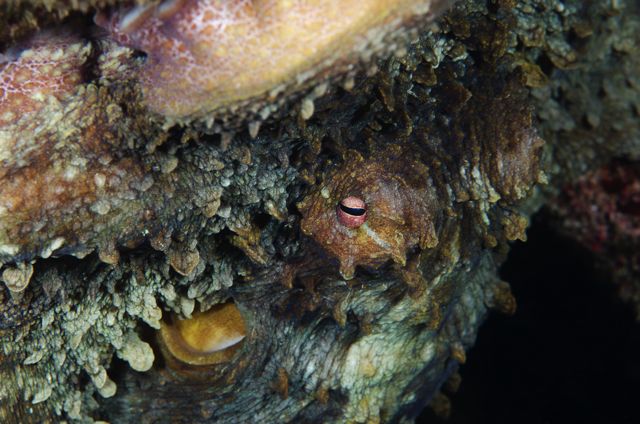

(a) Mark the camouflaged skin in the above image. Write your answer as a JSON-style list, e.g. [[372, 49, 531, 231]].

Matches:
[[0, 0, 638, 422]]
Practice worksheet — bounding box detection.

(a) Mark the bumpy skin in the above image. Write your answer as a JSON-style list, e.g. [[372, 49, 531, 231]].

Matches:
[[0, 0, 638, 423], [0, 37, 294, 271], [99, 0, 456, 125], [0, 0, 136, 51], [0, 40, 162, 266], [298, 146, 442, 280]]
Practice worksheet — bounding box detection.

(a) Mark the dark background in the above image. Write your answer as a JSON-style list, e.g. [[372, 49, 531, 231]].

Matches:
[[418, 214, 640, 424]]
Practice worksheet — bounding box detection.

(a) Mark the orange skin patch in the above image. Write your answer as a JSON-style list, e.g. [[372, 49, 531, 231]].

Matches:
[[102, 0, 454, 121], [160, 302, 247, 366]]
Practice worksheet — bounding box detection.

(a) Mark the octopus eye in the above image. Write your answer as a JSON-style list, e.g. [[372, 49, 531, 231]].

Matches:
[[336, 196, 367, 228], [159, 302, 246, 366]]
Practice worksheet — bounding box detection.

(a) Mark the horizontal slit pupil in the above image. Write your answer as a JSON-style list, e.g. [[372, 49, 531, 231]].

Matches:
[[340, 203, 366, 216]]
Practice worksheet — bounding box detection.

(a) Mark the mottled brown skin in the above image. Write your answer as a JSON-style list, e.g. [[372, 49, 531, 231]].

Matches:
[[0, 41, 166, 266], [100, 0, 458, 124], [299, 145, 441, 279], [0, 0, 638, 423], [0, 0, 138, 52], [1, 8, 542, 424], [1, 1, 546, 419], [0, 0, 457, 270]]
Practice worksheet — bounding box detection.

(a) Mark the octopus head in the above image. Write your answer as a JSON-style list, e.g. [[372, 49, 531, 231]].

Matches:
[[298, 148, 440, 280]]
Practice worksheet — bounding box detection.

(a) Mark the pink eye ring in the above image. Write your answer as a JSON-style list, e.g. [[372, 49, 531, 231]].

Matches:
[[336, 196, 367, 228]]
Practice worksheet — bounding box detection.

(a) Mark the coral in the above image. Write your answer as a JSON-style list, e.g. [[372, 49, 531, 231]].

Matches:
[[99, 0, 456, 125]]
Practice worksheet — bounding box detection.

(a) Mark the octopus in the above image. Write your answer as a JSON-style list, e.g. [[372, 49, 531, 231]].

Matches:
[[98, 0, 457, 125], [0, 0, 455, 279], [0, 0, 638, 423], [159, 301, 247, 366], [298, 145, 440, 280], [0, 34, 160, 268]]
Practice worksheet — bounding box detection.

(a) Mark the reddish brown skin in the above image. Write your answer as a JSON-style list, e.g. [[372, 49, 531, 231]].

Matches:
[[298, 146, 441, 280], [0, 38, 163, 264]]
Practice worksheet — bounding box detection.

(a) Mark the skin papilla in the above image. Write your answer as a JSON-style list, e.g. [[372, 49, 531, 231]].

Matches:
[[0, 0, 638, 423]]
